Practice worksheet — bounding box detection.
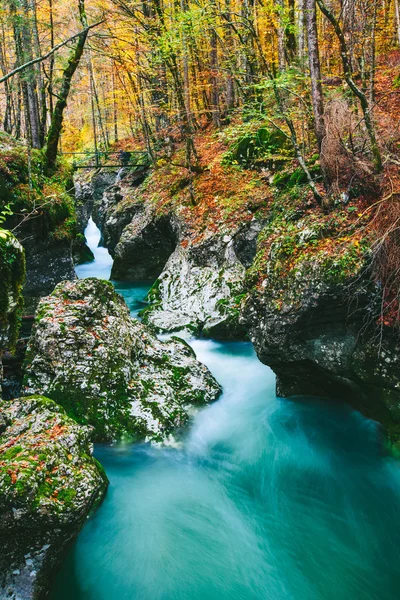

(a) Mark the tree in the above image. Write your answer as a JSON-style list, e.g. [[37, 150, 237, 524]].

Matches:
[[305, 0, 325, 152], [44, 0, 90, 173]]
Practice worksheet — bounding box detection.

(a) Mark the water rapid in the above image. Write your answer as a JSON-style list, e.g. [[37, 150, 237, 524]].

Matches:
[[50, 219, 400, 600]]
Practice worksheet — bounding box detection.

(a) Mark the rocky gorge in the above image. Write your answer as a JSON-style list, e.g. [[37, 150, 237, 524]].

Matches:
[[1, 130, 400, 598], [72, 159, 400, 449]]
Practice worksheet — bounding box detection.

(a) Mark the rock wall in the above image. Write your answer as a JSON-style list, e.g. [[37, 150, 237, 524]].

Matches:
[[111, 209, 180, 280], [243, 262, 400, 445], [23, 239, 76, 313]]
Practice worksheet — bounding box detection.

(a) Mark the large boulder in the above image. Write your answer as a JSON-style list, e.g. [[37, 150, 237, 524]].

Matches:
[[0, 395, 107, 599], [23, 279, 221, 442], [244, 278, 400, 443], [111, 210, 179, 281], [142, 221, 263, 339]]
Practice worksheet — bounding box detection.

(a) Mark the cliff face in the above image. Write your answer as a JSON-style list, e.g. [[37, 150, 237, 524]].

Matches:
[[243, 279, 400, 442], [0, 135, 77, 312], [240, 200, 400, 446]]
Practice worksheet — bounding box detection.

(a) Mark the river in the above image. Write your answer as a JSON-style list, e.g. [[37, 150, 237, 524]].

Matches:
[[50, 219, 400, 600]]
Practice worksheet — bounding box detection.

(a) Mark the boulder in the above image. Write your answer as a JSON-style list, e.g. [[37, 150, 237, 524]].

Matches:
[[111, 210, 179, 281], [23, 279, 221, 442], [0, 395, 107, 599], [142, 221, 264, 339], [243, 273, 400, 446]]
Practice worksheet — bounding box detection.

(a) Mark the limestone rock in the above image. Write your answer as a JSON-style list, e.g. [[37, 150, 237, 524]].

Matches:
[[23, 278, 221, 442], [243, 275, 400, 444], [0, 395, 107, 600], [142, 221, 264, 339], [111, 210, 179, 281]]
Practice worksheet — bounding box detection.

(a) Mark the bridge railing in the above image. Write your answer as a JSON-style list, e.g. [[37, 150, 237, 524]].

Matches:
[[59, 150, 150, 169]]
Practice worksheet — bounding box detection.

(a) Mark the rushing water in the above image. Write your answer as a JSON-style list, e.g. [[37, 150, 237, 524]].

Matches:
[[50, 220, 400, 600]]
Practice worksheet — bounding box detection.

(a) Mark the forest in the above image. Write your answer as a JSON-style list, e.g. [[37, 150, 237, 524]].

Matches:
[[1, 0, 400, 599]]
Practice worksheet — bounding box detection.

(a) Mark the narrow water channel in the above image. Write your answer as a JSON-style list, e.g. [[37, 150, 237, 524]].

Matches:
[[51, 220, 400, 600]]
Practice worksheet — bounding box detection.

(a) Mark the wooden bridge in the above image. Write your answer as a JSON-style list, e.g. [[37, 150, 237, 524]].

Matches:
[[59, 150, 149, 169]]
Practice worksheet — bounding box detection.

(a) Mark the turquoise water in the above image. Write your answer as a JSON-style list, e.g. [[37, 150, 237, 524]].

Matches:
[[50, 221, 400, 599]]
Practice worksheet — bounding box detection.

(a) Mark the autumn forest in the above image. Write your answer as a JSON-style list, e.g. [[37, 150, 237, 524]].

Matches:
[[2, 0, 400, 598]]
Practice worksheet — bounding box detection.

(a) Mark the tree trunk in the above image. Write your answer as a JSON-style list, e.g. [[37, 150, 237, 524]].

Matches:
[[395, 0, 400, 45], [45, 0, 89, 173], [224, 0, 235, 111], [297, 0, 306, 64], [305, 0, 325, 151], [209, 3, 220, 127]]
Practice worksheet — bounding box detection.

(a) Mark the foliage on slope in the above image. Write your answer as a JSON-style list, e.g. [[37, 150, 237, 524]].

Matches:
[[0, 133, 76, 242]]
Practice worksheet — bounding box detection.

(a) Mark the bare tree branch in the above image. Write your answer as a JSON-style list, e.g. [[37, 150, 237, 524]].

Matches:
[[0, 20, 105, 85]]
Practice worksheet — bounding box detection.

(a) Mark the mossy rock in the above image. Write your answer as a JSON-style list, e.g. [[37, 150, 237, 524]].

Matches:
[[23, 278, 221, 443], [0, 395, 107, 599]]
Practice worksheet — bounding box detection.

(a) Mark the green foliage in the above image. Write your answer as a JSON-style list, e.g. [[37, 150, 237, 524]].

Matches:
[[0, 228, 25, 350], [272, 164, 322, 189], [0, 133, 76, 242], [0, 203, 13, 224], [222, 125, 292, 168]]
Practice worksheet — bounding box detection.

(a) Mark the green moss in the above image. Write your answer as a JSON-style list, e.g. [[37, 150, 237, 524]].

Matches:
[[222, 124, 293, 169], [0, 228, 26, 349], [272, 164, 322, 189], [0, 133, 77, 244], [0, 445, 23, 461], [57, 487, 77, 504]]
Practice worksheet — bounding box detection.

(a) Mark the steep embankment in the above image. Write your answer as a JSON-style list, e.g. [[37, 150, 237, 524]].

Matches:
[[0, 134, 78, 312]]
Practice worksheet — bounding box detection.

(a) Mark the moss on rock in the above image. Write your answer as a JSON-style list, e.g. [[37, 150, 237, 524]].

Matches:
[[0, 394, 107, 599], [23, 278, 221, 443], [0, 229, 25, 351]]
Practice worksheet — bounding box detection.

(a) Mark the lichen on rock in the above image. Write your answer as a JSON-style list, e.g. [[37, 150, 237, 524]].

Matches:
[[23, 278, 221, 442], [0, 394, 107, 600], [141, 221, 264, 339]]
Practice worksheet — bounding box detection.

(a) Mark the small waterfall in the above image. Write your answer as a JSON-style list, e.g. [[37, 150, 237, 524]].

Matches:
[[75, 217, 113, 281], [115, 167, 126, 183]]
